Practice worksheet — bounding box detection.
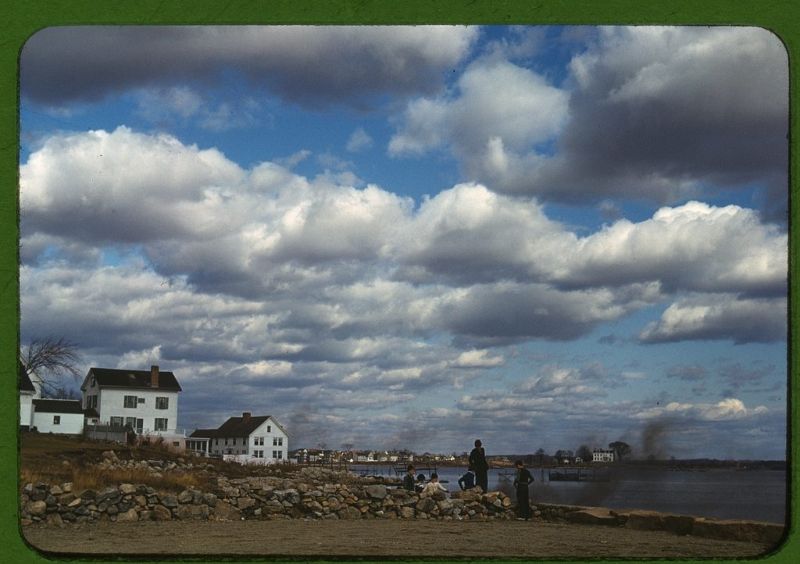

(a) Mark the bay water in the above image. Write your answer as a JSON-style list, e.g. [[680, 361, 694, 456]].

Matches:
[[350, 464, 786, 523]]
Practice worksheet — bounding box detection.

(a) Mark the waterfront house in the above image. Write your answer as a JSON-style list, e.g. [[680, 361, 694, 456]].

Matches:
[[80, 365, 182, 439], [195, 412, 288, 464]]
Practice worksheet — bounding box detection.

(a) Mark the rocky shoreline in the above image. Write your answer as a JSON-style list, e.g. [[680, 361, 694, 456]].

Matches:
[[20, 453, 785, 547]]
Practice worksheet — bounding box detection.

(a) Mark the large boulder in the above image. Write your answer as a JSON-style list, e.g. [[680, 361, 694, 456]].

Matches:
[[152, 505, 172, 521], [211, 500, 241, 521], [365, 485, 388, 500], [116, 508, 139, 523], [27, 501, 47, 517]]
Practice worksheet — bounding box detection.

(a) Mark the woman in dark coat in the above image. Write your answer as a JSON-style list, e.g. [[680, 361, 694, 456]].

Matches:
[[513, 460, 534, 520], [468, 439, 489, 492]]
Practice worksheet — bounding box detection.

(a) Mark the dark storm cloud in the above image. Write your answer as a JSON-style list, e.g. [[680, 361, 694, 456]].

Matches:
[[531, 27, 788, 209], [437, 283, 629, 342], [21, 26, 478, 108]]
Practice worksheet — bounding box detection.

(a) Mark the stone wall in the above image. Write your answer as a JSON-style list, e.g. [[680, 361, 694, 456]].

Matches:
[[19, 462, 785, 546]]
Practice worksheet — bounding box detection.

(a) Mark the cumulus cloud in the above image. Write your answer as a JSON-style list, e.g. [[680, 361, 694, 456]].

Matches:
[[558, 201, 787, 297], [634, 398, 768, 421], [21, 26, 479, 108], [389, 57, 568, 159], [346, 128, 373, 153], [451, 349, 505, 369], [389, 26, 787, 218], [639, 294, 787, 344], [532, 27, 788, 210], [20, 128, 786, 349]]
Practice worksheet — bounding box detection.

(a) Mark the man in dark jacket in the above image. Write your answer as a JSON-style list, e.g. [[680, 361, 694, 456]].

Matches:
[[402, 464, 416, 491], [469, 439, 489, 492], [513, 460, 534, 520]]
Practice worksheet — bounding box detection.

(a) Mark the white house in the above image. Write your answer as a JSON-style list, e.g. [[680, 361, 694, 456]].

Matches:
[[196, 412, 288, 464], [81, 365, 181, 439], [31, 399, 85, 435], [592, 448, 616, 463], [19, 361, 41, 430]]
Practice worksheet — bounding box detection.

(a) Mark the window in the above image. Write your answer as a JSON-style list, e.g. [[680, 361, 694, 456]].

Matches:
[[254, 436, 264, 446], [154, 418, 168, 431], [156, 397, 169, 410], [272, 450, 278, 458], [172, 441, 180, 447], [273, 437, 278, 446], [267, 425, 271, 433], [53, 416, 60, 425], [137, 397, 145, 404], [123, 395, 137, 408], [215, 438, 219, 445], [254, 450, 263, 458], [125, 417, 137, 428], [224, 438, 229, 445], [110, 416, 124, 426], [278, 437, 283, 446], [86, 395, 97, 409], [277, 450, 283, 460]]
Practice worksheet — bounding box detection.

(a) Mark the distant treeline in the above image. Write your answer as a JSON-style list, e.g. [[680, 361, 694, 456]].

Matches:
[[492, 455, 786, 471]]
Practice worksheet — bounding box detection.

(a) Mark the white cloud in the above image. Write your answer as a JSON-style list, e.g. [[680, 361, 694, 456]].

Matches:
[[346, 128, 373, 152], [639, 294, 787, 344], [634, 398, 768, 421], [451, 349, 505, 368], [560, 201, 787, 296], [389, 58, 568, 160]]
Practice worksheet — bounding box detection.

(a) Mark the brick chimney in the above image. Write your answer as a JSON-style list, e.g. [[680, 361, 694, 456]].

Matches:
[[150, 365, 160, 388], [242, 412, 251, 421]]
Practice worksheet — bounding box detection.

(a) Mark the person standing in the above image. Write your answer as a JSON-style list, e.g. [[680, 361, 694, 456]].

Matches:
[[513, 460, 534, 520], [403, 464, 416, 491], [469, 439, 489, 492]]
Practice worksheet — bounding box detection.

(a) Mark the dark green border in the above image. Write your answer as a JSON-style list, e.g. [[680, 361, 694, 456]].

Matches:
[[1, 1, 796, 563]]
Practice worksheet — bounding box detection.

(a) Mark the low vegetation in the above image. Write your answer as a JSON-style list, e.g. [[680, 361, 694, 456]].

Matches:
[[19, 432, 297, 493]]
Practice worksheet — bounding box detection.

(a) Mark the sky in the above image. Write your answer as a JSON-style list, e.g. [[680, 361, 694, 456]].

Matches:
[[18, 25, 788, 459]]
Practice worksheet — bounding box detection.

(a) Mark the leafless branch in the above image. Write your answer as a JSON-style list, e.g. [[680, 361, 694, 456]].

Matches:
[[20, 336, 82, 390]]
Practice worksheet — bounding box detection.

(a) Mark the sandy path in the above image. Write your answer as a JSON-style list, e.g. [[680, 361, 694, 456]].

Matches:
[[21, 519, 776, 559]]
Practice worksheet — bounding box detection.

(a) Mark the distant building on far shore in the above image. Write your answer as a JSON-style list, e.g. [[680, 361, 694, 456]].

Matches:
[[592, 448, 616, 463]]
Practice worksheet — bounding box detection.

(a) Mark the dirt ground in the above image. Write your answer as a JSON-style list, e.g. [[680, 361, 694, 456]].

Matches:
[[20, 519, 779, 559]]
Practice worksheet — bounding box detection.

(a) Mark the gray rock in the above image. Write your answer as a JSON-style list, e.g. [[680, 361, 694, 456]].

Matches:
[[119, 483, 137, 495], [365, 485, 388, 500], [116, 508, 139, 522]]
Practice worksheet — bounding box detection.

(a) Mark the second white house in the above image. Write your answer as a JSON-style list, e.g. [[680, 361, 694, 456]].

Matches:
[[189, 412, 288, 464]]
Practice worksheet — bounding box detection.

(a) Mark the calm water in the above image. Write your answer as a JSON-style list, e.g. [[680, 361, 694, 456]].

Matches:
[[351, 465, 787, 523]]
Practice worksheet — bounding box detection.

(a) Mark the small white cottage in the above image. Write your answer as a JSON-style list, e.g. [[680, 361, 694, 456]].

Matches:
[[31, 399, 85, 435]]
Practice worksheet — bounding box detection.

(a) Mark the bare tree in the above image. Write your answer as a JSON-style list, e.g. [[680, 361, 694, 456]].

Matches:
[[20, 337, 82, 398]]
